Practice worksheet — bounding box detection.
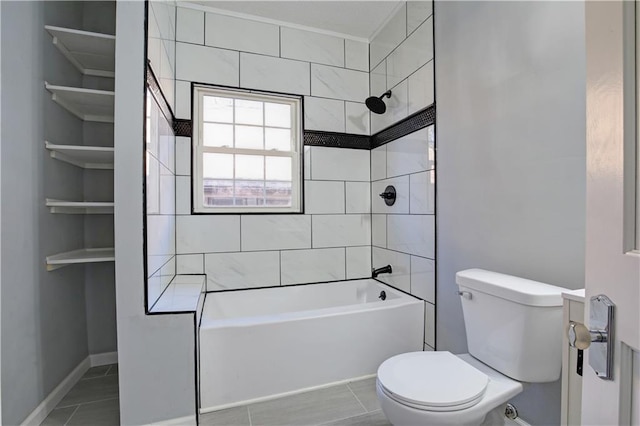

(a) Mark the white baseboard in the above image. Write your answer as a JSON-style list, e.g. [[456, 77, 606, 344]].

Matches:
[[89, 351, 118, 367], [144, 414, 197, 425], [20, 357, 91, 426], [20, 351, 118, 426]]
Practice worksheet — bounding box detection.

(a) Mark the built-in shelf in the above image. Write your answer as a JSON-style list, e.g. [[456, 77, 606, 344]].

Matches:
[[45, 25, 115, 78], [45, 82, 114, 123], [46, 247, 115, 271], [45, 141, 114, 169], [46, 198, 114, 214]]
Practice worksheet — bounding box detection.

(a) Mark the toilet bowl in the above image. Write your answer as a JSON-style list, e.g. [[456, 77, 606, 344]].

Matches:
[[376, 352, 523, 426]]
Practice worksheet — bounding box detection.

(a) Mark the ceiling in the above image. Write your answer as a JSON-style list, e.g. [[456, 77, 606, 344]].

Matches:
[[187, 1, 402, 40]]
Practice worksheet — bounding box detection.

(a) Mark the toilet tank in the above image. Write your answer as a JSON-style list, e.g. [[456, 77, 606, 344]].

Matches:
[[456, 269, 569, 383]]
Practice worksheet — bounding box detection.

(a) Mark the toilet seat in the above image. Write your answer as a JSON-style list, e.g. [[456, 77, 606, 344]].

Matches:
[[377, 351, 489, 412]]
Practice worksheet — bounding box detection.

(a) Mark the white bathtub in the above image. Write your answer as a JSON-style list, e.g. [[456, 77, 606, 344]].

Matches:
[[199, 279, 424, 412]]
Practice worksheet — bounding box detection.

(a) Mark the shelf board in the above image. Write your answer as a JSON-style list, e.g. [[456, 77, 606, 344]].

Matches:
[[45, 25, 115, 78], [46, 248, 115, 271], [45, 82, 114, 123], [45, 141, 114, 169], [46, 198, 114, 214]]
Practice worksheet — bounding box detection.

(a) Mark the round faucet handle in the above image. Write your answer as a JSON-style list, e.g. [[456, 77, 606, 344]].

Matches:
[[568, 321, 591, 350]]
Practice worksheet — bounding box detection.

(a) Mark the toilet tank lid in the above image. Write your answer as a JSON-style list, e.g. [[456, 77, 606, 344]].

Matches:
[[456, 269, 569, 307]]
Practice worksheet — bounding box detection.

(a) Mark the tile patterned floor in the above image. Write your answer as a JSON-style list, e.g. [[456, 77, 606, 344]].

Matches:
[[40, 366, 390, 426]]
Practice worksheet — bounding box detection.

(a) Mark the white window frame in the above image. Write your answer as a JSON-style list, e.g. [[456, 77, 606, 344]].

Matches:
[[192, 85, 303, 214]]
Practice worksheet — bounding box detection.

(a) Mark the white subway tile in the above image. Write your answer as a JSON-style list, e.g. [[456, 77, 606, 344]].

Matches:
[[311, 147, 370, 181], [345, 182, 370, 214], [175, 136, 190, 176], [176, 7, 204, 44], [304, 97, 345, 133], [346, 246, 371, 279], [370, 61, 387, 101], [304, 146, 311, 180], [345, 39, 368, 71], [175, 80, 191, 120], [407, 60, 434, 115], [386, 17, 433, 89], [424, 343, 434, 351], [281, 27, 344, 67], [159, 167, 175, 215], [407, 1, 433, 36], [176, 42, 239, 86], [372, 214, 387, 248], [240, 53, 310, 96], [147, 215, 176, 259], [312, 214, 371, 248], [387, 215, 435, 258], [205, 13, 279, 56], [371, 79, 408, 134], [345, 102, 370, 135], [425, 302, 435, 347], [177, 215, 240, 254], [146, 155, 160, 214], [176, 254, 204, 274], [281, 248, 345, 285], [241, 215, 311, 251], [371, 176, 409, 214], [386, 127, 434, 177], [311, 64, 369, 103], [411, 256, 435, 303], [370, 145, 387, 181], [370, 4, 407, 70], [372, 247, 410, 293], [305, 181, 345, 214], [176, 176, 190, 215], [205, 251, 280, 290], [409, 170, 435, 215]]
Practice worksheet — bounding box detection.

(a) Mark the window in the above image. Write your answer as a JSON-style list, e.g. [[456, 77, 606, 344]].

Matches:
[[192, 86, 303, 213]]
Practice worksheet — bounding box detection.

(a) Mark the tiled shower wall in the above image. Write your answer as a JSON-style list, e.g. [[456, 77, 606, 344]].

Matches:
[[172, 5, 372, 290], [146, 0, 177, 307], [369, 2, 436, 350]]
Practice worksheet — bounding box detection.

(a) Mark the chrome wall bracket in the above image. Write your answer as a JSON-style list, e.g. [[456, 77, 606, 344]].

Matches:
[[589, 294, 615, 380]]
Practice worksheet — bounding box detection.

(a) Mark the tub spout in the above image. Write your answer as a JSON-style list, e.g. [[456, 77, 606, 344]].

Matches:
[[372, 265, 392, 278]]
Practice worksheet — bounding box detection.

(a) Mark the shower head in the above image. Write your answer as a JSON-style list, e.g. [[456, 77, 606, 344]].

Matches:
[[365, 90, 392, 114]]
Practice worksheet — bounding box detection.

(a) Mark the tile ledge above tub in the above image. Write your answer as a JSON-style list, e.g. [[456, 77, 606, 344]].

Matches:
[[150, 274, 206, 314]]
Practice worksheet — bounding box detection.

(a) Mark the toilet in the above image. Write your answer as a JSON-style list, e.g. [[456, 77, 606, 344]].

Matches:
[[376, 269, 568, 426]]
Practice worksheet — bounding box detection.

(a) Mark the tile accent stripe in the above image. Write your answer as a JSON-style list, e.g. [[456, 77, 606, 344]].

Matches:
[[171, 104, 436, 149], [146, 63, 173, 123], [303, 131, 370, 150]]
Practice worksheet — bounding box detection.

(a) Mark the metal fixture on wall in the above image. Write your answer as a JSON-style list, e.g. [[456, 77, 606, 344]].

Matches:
[[379, 185, 396, 206], [365, 90, 392, 114]]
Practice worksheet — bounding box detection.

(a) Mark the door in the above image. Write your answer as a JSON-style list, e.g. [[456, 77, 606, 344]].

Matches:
[[582, 2, 640, 425]]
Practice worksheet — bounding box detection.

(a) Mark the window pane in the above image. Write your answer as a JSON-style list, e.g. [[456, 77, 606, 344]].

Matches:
[[265, 128, 291, 151], [203, 96, 233, 123], [265, 156, 292, 181], [235, 125, 263, 149], [203, 123, 233, 147], [234, 180, 265, 206], [235, 99, 263, 125], [203, 153, 233, 179], [203, 179, 234, 206], [265, 102, 291, 128], [236, 155, 264, 180], [265, 181, 292, 206]]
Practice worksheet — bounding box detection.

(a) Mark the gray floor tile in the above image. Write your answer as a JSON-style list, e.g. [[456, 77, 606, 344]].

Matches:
[[82, 366, 110, 380], [58, 375, 119, 407], [347, 378, 380, 412], [106, 364, 118, 376], [66, 398, 120, 426], [248, 386, 366, 426], [200, 407, 250, 426], [40, 406, 78, 426], [320, 410, 391, 426]]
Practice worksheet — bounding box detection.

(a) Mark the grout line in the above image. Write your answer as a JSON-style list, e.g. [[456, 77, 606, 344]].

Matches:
[[63, 405, 81, 426], [347, 384, 369, 414], [58, 395, 119, 410], [247, 405, 253, 426]]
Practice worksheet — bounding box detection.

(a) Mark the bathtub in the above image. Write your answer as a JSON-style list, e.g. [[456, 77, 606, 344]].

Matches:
[[199, 278, 424, 412]]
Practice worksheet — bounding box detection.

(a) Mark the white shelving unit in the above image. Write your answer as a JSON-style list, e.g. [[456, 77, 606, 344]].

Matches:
[[46, 248, 115, 271], [45, 82, 114, 123], [46, 199, 114, 214], [45, 25, 115, 78], [45, 141, 114, 169]]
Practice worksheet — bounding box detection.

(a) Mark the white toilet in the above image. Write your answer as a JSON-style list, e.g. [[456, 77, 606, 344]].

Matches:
[[376, 269, 568, 426]]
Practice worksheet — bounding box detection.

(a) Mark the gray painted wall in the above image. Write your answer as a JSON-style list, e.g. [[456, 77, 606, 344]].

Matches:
[[435, 2, 586, 425], [1, 2, 90, 424]]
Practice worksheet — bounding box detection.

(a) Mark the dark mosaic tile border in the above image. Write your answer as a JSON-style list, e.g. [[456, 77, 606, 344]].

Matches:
[[145, 63, 173, 124], [370, 104, 436, 149], [173, 119, 192, 137], [303, 131, 370, 150]]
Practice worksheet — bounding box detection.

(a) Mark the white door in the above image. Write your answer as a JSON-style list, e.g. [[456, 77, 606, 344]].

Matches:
[[582, 2, 640, 425]]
